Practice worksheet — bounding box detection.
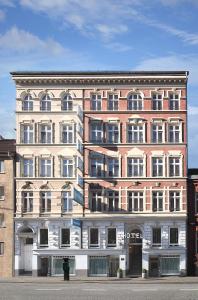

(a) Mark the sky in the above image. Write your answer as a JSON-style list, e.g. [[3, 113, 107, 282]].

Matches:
[[0, 0, 198, 167]]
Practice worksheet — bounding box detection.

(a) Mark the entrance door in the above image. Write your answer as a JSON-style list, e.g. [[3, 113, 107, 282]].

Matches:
[[24, 240, 33, 272], [109, 257, 119, 277], [149, 257, 159, 277], [40, 258, 48, 276], [129, 245, 142, 275]]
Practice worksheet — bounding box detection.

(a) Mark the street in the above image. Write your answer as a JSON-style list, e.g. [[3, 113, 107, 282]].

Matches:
[[0, 282, 198, 300]]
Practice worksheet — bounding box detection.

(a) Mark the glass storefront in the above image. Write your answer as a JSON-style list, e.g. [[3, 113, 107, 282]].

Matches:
[[89, 256, 108, 276], [52, 256, 75, 276], [160, 256, 180, 275]]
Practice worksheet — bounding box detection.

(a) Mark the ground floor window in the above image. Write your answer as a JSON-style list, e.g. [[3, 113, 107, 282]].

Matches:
[[160, 256, 180, 275], [52, 256, 75, 275], [89, 256, 107, 276]]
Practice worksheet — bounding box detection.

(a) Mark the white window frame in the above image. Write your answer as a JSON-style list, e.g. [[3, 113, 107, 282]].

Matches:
[[168, 123, 182, 143], [152, 157, 164, 177], [128, 191, 144, 212], [108, 94, 119, 111], [61, 94, 73, 111], [127, 124, 144, 143], [0, 160, 5, 173], [169, 227, 179, 246], [22, 191, 33, 213], [39, 228, 48, 247], [61, 190, 72, 212], [91, 94, 102, 111], [0, 186, 5, 201], [21, 124, 34, 144], [152, 227, 161, 247], [90, 156, 103, 177], [40, 94, 51, 111], [152, 191, 164, 212], [61, 158, 74, 178], [39, 158, 52, 177], [127, 93, 143, 110], [21, 158, 34, 177], [22, 94, 33, 111], [107, 157, 119, 177], [127, 157, 144, 177], [90, 190, 102, 212], [40, 124, 52, 144], [151, 124, 164, 143], [107, 227, 117, 247], [61, 123, 75, 144], [106, 123, 119, 143], [106, 190, 119, 211], [90, 121, 103, 143], [169, 191, 181, 212], [169, 93, 180, 110], [152, 93, 163, 110], [0, 242, 4, 255], [169, 156, 181, 177], [40, 191, 51, 213], [60, 228, 70, 247], [89, 227, 99, 248]]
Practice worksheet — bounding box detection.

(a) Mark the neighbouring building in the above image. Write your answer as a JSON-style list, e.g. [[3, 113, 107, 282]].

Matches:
[[187, 168, 198, 276], [0, 139, 15, 278], [12, 71, 188, 277]]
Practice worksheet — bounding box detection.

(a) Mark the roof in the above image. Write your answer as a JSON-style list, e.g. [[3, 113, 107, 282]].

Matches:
[[0, 139, 16, 156]]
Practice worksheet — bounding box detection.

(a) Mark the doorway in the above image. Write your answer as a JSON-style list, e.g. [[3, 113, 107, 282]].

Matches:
[[40, 258, 48, 276], [24, 238, 33, 272], [149, 256, 159, 277], [128, 229, 142, 276]]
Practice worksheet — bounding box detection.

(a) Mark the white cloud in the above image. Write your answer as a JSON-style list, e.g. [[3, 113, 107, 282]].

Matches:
[[0, 9, 5, 21], [96, 24, 128, 40], [105, 42, 132, 52], [159, 0, 198, 6], [0, 0, 15, 7], [188, 106, 198, 116]]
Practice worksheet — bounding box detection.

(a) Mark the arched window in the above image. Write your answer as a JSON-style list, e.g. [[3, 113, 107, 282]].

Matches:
[[40, 94, 51, 111], [128, 94, 143, 110], [62, 94, 73, 111], [22, 94, 33, 111]]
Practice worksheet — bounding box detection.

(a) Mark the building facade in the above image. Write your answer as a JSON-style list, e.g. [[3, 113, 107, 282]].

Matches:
[[12, 71, 188, 277], [0, 139, 15, 278]]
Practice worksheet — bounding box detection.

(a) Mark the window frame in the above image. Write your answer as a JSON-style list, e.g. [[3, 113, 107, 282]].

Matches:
[[40, 191, 51, 213], [169, 156, 181, 177], [169, 93, 180, 110], [169, 191, 181, 212], [152, 157, 164, 177], [61, 157, 74, 178], [22, 191, 33, 213], [39, 124, 53, 144], [39, 158, 52, 177], [128, 191, 144, 212], [152, 191, 164, 212], [127, 93, 143, 111], [90, 155, 103, 177], [39, 228, 48, 247], [0, 186, 5, 201], [107, 94, 119, 111], [106, 190, 119, 212], [107, 228, 117, 247], [152, 93, 163, 110], [127, 157, 144, 177], [90, 121, 103, 143], [91, 94, 102, 111], [40, 94, 51, 111], [90, 190, 102, 212], [0, 160, 5, 173], [152, 227, 161, 247], [89, 227, 99, 248], [106, 123, 119, 143], [169, 227, 179, 246], [0, 242, 4, 255], [21, 124, 34, 144], [22, 94, 33, 111], [60, 228, 70, 247], [61, 94, 73, 111], [151, 124, 164, 143]]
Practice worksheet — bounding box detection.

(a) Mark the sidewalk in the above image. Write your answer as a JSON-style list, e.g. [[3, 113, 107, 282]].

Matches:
[[0, 276, 198, 284]]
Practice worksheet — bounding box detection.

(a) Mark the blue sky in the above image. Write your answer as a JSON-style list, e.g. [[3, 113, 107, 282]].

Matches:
[[0, 0, 198, 167]]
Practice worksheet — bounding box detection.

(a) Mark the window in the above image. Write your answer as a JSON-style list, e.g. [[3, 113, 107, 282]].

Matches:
[[0, 186, 5, 200], [169, 191, 180, 211], [22, 158, 33, 177], [40, 191, 51, 213], [21, 124, 33, 144], [169, 93, 179, 110], [152, 94, 162, 110], [195, 192, 198, 214], [90, 156, 103, 177], [40, 94, 51, 111], [152, 228, 161, 247], [89, 228, 99, 248], [0, 214, 4, 227], [62, 94, 72, 111], [62, 191, 72, 212], [128, 94, 143, 110], [40, 158, 52, 177], [106, 191, 119, 211], [22, 94, 33, 111], [108, 94, 118, 111], [62, 158, 73, 177], [152, 191, 163, 212], [169, 228, 179, 246], [152, 124, 163, 143], [128, 191, 143, 212], [152, 157, 163, 177], [0, 242, 4, 255], [0, 160, 4, 173], [61, 228, 70, 247], [61, 124, 75, 143], [40, 228, 48, 246], [169, 125, 181, 143], [40, 124, 52, 144], [90, 122, 103, 143], [128, 157, 144, 177], [169, 157, 181, 177], [107, 228, 116, 247], [22, 191, 33, 213], [127, 125, 144, 143], [107, 124, 119, 143], [107, 157, 119, 177], [91, 94, 102, 111], [90, 191, 102, 212]]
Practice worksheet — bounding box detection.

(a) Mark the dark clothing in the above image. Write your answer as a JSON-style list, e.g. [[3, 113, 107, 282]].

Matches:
[[63, 260, 70, 281]]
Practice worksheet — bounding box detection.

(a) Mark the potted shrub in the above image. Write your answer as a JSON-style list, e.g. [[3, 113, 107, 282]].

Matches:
[[142, 269, 148, 278], [117, 268, 123, 278]]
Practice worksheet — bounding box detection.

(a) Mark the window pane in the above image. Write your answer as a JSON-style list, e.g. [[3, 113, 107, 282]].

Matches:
[[40, 229, 48, 245]]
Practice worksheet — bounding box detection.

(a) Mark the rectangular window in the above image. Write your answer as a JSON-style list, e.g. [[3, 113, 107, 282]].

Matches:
[[40, 158, 52, 177], [21, 124, 33, 144], [169, 157, 181, 177], [22, 159, 33, 177], [127, 125, 144, 143], [108, 94, 119, 111], [128, 191, 144, 212], [89, 228, 99, 248], [90, 122, 103, 143], [169, 125, 181, 143], [90, 191, 102, 212], [107, 228, 117, 247], [170, 228, 179, 246], [62, 95, 73, 111], [152, 228, 161, 247], [22, 191, 33, 213], [107, 157, 119, 177], [0, 214, 4, 227], [152, 124, 163, 143], [169, 93, 179, 110], [169, 191, 180, 212], [41, 191, 51, 213], [62, 124, 74, 143], [62, 191, 72, 212], [128, 158, 144, 177], [90, 156, 103, 177], [128, 94, 143, 110], [107, 124, 119, 143], [195, 192, 198, 214], [40, 124, 52, 144], [62, 158, 73, 177], [152, 157, 163, 177], [91, 94, 102, 111], [106, 191, 119, 211], [0, 186, 5, 200], [61, 228, 70, 247], [0, 160, 5, 173], [40, 228, 48, 246], [152, 94, 162, 110], [152, 191, 163, 212], [0, 242, 4, 255]]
